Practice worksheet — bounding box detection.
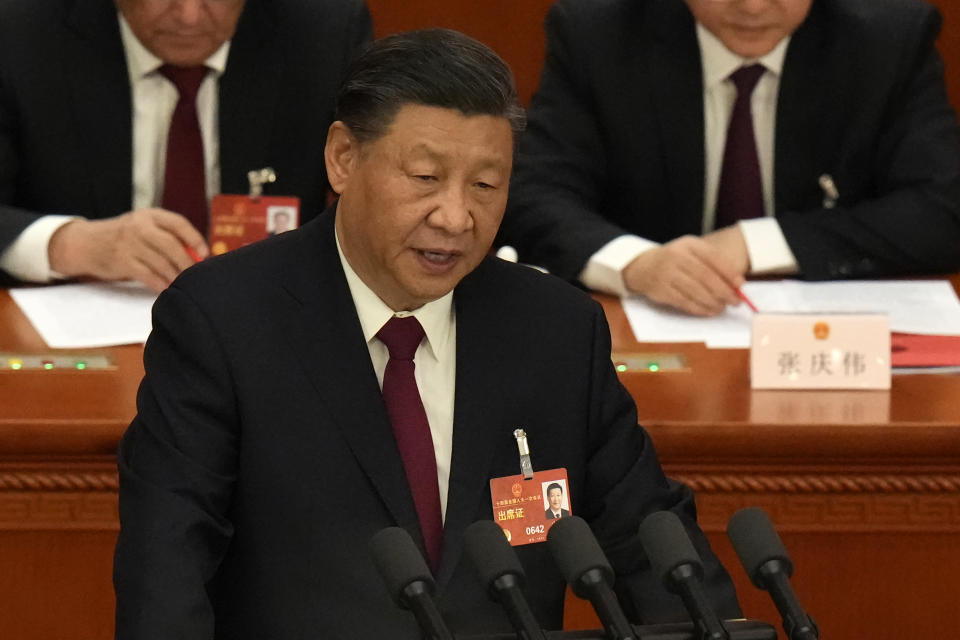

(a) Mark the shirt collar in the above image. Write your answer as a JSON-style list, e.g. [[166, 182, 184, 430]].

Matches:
[[118, 12, 231, 82], [696, 23, 790, 90], [335, 224, 454, 361]]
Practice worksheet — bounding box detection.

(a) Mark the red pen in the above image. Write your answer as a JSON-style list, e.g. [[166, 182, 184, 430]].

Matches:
[[184, 245, 203, 263], [736, 287, 759, 313]]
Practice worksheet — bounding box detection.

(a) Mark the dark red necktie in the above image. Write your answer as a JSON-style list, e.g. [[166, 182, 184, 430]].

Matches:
[[377, 316, 443, 568], [715, 64, 766, 229], [159, 64, 209, 235]]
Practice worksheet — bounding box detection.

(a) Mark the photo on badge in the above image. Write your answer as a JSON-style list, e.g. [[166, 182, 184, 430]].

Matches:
[[542, 478, 571, 520], [266, 205, 298, 236]]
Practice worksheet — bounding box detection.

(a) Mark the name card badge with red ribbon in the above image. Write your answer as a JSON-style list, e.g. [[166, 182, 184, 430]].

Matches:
[[207, 167, 300, 256], [487, 429, 571, 546]]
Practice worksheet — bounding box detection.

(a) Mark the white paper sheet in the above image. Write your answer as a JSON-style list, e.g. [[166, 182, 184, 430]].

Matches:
[[10, 282, 156, 348], [623, 280, 960, 348]]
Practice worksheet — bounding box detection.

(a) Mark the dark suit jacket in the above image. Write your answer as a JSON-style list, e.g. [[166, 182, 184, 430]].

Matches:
[[546, 508, 571, 519], [0, 0, 371, 278], [114, 207, 739, 638], [499, 0, 960, 282]]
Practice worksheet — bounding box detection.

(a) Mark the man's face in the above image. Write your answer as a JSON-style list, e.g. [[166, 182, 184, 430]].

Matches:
[[328, 104, 514, 311], [548, 488, 563, 511], [115, 0, 246, 66], [685, 0, 812, 58], [274, 212, 292, 233]]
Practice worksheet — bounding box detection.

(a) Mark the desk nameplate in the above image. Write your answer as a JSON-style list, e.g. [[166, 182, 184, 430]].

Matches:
[[750, 314, 890, 389]]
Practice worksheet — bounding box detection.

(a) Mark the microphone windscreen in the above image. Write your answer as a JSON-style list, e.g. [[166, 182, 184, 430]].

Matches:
[[726, 507, 794, 588], [464, 520, 527, 594], [638, 511, 704, 591], [546, 515, 614, 598], [369, 526, 435, 608]]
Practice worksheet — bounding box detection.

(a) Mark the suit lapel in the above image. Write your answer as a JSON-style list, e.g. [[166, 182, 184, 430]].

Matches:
[[275, 211, 421, 535], [434, 260, 510, 587], [775, 0, 833, 213], [276, 228, 516, 577], [65, 0, 132, 215], [649, 0, 705, 234], [218, 0, 284, 196]]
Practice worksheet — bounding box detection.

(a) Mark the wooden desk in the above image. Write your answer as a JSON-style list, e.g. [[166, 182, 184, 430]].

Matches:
[[0, 290, 137, 639], [2, 285, 959, 639]]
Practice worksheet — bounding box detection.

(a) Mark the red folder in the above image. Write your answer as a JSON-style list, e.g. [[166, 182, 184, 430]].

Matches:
[[891, 332, 960, 367]]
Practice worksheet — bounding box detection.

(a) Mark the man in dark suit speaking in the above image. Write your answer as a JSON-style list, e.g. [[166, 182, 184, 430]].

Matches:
[[114, 29, 739, 638], [0, 0, 371, 291], [499, 0, 960, 316]]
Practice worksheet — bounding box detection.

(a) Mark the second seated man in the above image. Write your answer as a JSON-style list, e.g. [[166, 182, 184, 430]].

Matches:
[[499, 0, 960, 316]]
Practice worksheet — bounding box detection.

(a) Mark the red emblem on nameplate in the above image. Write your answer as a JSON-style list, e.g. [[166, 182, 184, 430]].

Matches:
[[813, 321, 830, 340]]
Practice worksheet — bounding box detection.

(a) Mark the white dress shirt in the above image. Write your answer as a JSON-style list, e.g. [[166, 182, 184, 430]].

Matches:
[[580, 25, 799, 296], [0, 13, 230, 282], [336, 229, 456, 522]]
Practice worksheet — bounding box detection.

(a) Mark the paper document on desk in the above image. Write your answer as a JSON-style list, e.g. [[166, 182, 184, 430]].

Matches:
[[623, 280, 960, 348], [621, 297, 754, 348], [10, 282, 156, 348]]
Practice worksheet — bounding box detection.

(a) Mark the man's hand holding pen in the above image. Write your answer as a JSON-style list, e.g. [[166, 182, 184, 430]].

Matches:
[[622, 231, 748, 317]]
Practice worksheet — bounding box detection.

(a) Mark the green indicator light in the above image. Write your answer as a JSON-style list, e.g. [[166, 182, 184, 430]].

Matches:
[[44, 363, 54, 370], [647, 363, 660, 372], [10, 361, 22, 370], [615, 364, 628, 373], [76, 362, 87, 370]]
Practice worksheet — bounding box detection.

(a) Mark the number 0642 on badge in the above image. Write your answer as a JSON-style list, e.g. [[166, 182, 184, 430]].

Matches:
[[488, 469, 570, 546]]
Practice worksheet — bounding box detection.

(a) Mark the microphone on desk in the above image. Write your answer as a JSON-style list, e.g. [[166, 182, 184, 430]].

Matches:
[[464, 520, 547, 640], [547, 516, 636, 640], [369, 526, 454, 640], [726, 508, 819, 640], [638, 511, 730, 640]]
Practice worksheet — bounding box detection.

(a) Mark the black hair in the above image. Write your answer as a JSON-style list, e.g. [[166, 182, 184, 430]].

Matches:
[[335, 28, 525, 142], [546, 482, 563, 495]]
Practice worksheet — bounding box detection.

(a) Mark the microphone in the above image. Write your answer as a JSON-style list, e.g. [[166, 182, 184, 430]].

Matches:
[[638, 511, 730, 640], [369, 526, 454, 640], [726, 508, 819, 640], [546, 516, 636, 640], [464, 520, 547, 640]]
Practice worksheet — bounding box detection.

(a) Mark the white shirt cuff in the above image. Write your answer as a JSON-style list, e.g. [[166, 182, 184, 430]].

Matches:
[[0, 215, 80, 282], [738, 218, 799, 275], [579, 235, 660, 296]]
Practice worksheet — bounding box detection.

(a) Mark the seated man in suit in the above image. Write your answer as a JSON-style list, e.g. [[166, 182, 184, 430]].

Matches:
[[114, 29, 740, 638], [545, 482, 571, 519], [0, 0, 371, 291], [498, 0, 960, 316]]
